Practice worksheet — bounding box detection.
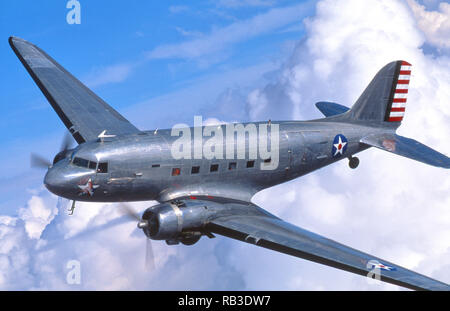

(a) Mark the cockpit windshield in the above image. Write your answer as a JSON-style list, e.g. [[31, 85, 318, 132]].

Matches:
[[72, 157, 97, 170]]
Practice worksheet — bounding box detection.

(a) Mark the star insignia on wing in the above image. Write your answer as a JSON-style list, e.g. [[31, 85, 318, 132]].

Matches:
[[367, 260, 396, 271]]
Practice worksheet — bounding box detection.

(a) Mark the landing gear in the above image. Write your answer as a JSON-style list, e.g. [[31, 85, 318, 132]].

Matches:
[[68, 200, 76, 215], [180, 235, 201, 246], [348, 156, 359, 169]]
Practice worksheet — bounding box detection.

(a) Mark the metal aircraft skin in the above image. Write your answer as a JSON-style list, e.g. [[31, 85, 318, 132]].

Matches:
[[9, 36, 450, 291]]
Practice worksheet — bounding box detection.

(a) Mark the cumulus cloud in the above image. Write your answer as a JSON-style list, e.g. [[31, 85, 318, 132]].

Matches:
[[245, 0, 450, 289], [407, 0, 450, 50], [18, 195, 58, 239]]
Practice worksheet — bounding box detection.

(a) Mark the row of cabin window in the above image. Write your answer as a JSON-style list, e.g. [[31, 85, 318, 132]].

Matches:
[[169, 159, 271, 176], [72, 157, 108, 173]]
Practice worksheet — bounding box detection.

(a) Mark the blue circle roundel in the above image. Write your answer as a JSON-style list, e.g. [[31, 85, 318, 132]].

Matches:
[[332, 134, 348, 157]]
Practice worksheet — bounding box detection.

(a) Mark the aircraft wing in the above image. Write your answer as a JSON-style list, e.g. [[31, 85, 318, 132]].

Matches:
[[205, 201, 450, 291], [9, 36, 140, 144]]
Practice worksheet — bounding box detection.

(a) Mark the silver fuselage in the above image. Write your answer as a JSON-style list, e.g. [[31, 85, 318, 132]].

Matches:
[[44, 120, 378, 203]]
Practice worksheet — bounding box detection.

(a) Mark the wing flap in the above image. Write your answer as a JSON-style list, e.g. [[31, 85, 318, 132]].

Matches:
[[9, 36, 140, 143], [207, 205, 449, 291]]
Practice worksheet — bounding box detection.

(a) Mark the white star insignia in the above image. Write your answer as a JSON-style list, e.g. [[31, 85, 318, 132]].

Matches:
[[78, 178, 99, 196], [333, 136, 347, 156]]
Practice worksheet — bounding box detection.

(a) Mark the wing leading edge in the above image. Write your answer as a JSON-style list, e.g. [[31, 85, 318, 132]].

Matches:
[[205, 201, 449, 291], [9, 36, 140, 144]]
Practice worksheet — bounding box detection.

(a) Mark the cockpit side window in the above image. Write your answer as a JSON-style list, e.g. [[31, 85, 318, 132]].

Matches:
[[89, 161, 97, 170], [72, 157, 89, 168], [97, 162, 108, 173]]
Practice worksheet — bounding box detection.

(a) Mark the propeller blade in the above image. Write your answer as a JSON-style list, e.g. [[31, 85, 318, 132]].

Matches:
[[30, 153, 51, 168], [118, 203, 141, 222], [145, 237, 155, 271], [60, 132, 73, 153]]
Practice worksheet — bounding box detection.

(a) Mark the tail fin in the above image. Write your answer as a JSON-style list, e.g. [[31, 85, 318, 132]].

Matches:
[[347, 61, 450, 169], [347, 60, 411, 126]]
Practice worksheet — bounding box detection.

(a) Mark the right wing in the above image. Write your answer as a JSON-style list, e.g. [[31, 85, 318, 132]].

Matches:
[[9, 36, 140, 144], [204, 200, 449, 291]]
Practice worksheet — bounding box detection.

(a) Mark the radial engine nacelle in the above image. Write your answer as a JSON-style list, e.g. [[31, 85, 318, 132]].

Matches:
[[140, 199, 216, 246]]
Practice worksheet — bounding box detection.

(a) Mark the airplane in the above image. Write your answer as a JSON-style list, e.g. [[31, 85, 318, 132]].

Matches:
[[9, 36, 450, 291]]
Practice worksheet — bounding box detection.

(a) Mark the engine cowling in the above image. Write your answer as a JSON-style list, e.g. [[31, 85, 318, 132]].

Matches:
[[141, 200, 212, 245]]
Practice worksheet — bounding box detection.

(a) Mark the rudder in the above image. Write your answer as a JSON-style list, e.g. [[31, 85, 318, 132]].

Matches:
[[346, 60, 411, 127]]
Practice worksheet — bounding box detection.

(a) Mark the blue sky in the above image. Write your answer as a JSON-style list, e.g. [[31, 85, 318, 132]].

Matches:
[[0, 0, 314, 213], [0, 0, 449, 290]]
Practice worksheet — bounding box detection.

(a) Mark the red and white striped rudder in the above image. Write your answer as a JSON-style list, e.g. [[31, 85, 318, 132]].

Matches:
[[386, 61, 411, 122]]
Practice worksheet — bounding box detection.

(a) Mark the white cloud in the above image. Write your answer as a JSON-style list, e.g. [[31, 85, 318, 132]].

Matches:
[[83, 63, 135, 88], [18, 195, 58, 239], [174, 26, 203, 38], [407, 0, 450, 49], [146, 2, 313, 60], [245, 0, 450, 289]]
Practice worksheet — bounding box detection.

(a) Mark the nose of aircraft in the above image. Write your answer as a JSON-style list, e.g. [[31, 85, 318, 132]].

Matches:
[[44, 166, 66, 196], [44, 161, 99, 200]]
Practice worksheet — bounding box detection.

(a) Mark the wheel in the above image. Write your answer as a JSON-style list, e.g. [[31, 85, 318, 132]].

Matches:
[[349, 156, 359, 169], [181, 235, 201, 246]]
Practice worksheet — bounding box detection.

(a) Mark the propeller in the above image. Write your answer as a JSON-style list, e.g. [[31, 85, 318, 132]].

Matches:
[[30, 132, 74, 169], [118, 203, 155, 271], [30, 153, 52, 168], [60, 131, 73, 154]]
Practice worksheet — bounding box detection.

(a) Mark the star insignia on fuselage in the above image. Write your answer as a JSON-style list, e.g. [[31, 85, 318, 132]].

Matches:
[[332, 134, 348, 157], [78, 178, 99, 196]]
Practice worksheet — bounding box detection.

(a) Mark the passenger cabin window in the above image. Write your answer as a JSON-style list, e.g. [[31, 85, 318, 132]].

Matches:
[[172, 168, 181, 176], [228, 162, 236, 170], [191, 166, 200, 174], [210, 164, 219, 172], [72, 157, 89, 168], [97, 162, 108, 173], [152, 164, 160, 168], [246, 160, 255, 168]]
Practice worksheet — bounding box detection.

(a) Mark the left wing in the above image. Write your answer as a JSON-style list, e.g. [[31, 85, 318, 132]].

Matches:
[[205, 201, 449, 291], [9, 36, 140, 144]]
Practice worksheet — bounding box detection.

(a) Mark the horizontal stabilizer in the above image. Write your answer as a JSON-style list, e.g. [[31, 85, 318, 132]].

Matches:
[[315, 101, 350, 117], [361, 133, 450, 169]]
